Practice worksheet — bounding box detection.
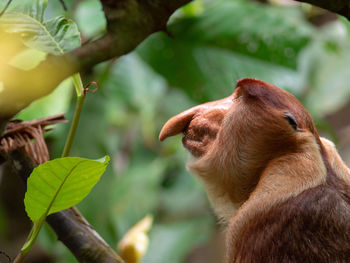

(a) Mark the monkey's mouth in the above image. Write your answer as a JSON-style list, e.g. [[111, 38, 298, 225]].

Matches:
[[181, 126, 215, 157], [182, 134, 202, 157], [182, 135, 206, 157]]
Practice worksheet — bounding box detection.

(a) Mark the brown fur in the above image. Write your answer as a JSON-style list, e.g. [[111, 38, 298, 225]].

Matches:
[[159, 78, 350, 262]]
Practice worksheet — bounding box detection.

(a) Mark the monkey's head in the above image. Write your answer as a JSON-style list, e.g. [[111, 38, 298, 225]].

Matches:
[[160, 78, 322, 217]]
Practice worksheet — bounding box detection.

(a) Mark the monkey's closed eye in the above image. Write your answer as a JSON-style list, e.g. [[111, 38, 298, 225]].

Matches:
[[284, 113, 298, 130]]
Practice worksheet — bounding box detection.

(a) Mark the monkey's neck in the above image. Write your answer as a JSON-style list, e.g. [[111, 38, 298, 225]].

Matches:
[[199, 179, 240, 223], [226, 136, 327, 261]]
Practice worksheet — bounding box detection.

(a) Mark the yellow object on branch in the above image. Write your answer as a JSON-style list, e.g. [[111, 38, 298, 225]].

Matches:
[[118, 215, 153, 263]]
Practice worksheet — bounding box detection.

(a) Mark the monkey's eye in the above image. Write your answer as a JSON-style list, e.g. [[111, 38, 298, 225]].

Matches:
[[284, 112, 298, 130]]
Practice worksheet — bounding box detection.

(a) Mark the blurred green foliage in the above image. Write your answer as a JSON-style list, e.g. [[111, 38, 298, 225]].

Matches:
[[2, 0, 350, 262]]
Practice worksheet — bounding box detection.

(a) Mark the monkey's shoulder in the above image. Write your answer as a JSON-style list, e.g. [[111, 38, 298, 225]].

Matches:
[[234, 181, 350, 263]]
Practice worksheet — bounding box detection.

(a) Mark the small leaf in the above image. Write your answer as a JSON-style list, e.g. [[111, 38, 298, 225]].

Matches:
[[8, 48, 47, 70], [24, 156, 110, 222]]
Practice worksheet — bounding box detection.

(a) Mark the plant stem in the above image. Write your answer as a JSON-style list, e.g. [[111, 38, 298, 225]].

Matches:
[[14, 73, 86, 263], [72, 73, 84, 98], [61, 73, 85, 158], [14, 217, 45, 263], [13, 252, 24, 263]]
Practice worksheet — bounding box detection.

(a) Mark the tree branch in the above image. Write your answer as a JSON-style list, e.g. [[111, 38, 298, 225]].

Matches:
[[297, 0, 350, 19], [70, 0, 192, 70]]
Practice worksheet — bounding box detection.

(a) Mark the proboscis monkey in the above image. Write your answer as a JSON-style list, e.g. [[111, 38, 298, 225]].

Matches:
[[159, 78, 350, 263]]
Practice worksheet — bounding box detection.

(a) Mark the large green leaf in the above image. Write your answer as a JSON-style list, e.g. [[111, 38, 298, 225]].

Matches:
[[138, 0, 315, 102], [24, 156, 110, 222], [173, 0, 312, 69], [0, 0, 81, 55]]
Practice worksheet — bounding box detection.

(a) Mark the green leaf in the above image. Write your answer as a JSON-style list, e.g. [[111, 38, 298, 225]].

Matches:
[[24, 156, 110, 222], [8, 48, 47, 70], [0, 0, 81, 55]]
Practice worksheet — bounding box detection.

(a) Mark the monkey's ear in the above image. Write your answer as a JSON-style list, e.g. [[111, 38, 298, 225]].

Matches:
[[284, 112, 298, 130]]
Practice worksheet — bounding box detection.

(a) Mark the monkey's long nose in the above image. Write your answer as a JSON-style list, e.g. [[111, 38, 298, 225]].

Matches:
[[159, 106, 200, 141], [159, 96, 234, 141]]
